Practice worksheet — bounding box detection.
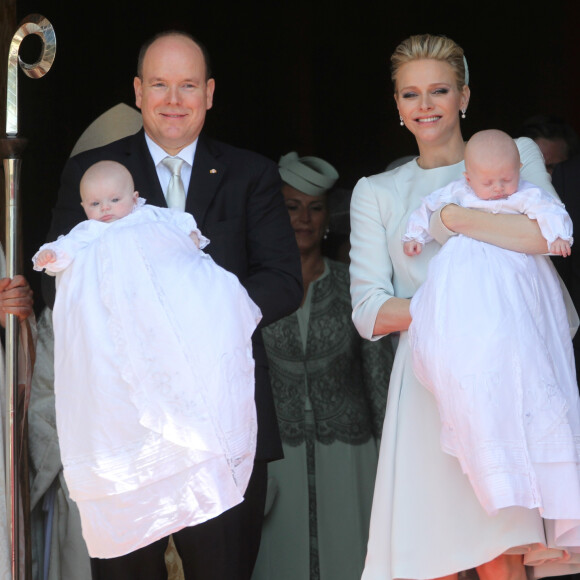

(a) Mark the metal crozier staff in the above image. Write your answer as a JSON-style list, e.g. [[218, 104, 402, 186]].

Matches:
[[2, 13, 55, 578]]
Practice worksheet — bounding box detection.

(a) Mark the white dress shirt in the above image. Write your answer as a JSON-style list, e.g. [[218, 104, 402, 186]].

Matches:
[[144, 133, 197, 202]]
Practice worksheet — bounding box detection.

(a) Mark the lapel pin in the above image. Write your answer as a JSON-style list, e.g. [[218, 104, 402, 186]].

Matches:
[[210, 168, 217, 174]]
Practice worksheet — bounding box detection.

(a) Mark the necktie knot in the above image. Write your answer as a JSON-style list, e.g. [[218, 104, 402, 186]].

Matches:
[[162, 156, 186, 211], [162, 156, 184, 177]]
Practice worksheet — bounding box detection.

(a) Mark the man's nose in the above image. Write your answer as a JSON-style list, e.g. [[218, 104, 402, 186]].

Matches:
[[167, 86, 180, 104]]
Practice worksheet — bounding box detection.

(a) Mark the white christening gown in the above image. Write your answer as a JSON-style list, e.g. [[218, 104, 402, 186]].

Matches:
[[33, 201, 261, 558], [406, 178, 580, 527]]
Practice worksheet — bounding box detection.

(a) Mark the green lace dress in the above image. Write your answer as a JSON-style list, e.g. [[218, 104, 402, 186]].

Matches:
[[252, 259, 394, 580]]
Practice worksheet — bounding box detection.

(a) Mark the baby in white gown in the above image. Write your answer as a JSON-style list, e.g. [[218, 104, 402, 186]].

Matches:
[[403, 130, 580, 551], [33, 161, 262, 558]]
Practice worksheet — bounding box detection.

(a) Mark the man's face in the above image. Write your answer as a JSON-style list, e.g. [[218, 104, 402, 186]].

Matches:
[[134, 35, 215, 156], [534, 137, 569, 175]]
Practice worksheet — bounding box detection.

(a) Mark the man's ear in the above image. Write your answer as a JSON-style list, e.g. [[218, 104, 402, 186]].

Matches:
[[134, 77, 143, 109]]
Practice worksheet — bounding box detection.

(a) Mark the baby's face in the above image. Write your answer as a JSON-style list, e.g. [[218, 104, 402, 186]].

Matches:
[[464, 157, 520, 201], [81, 179, 137, 223]]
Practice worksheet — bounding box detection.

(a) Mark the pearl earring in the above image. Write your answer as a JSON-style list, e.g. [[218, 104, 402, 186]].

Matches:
[[461, 109, 466, 119], [400, 115, 404, 126]]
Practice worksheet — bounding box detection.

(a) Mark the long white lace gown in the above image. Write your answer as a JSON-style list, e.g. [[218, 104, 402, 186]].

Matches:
[[349, 137, 580, 579], [34, 203, 261, 558], [406, 179, 580, 528]]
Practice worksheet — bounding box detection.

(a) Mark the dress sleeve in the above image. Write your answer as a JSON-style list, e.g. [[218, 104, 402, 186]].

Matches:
[[403, 183, 458, 245], [517, 137, 557, 196], [402, 198, 435, 245], [520, 186, 573, 245], [32, 220, 99, 274], [42, 156, 91, 306], [349, 177, 395, 340], [166, 208, 210, 249]]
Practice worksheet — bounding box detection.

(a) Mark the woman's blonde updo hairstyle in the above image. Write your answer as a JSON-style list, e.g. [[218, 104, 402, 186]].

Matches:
[[391, 34, 467, 92]]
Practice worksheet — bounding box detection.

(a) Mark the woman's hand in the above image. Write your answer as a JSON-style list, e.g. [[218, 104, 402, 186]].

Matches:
[[440, 204, 549, 254], [0, 275, 33, 325], [373, 296, 412, 336]]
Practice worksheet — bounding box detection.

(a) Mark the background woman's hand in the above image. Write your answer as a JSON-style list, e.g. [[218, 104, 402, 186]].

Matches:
[[0, 275, 33, 325]]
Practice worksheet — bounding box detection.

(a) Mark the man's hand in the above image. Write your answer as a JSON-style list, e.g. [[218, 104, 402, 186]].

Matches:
[[0, 275, 33, 325]]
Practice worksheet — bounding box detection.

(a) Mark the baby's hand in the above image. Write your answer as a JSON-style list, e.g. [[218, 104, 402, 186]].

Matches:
[[403, 240, 423, 256], [549, 238, 572, 257], [189, 231, 201, 249], [34, 249, 57, 268]]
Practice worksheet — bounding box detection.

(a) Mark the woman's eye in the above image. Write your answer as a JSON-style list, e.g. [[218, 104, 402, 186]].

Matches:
[[112, 198, 119, 203], [433, 88, 449, 95], [401, 92, 417, 99], [91, 202, 99, 207]]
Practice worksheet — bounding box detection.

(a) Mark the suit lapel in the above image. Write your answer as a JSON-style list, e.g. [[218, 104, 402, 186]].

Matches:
[[126, 130, 167, 208], [186, 136, 225, 226]]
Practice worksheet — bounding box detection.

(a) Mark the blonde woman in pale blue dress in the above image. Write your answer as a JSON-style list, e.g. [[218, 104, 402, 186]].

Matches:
[[349, 34, 580, 580]]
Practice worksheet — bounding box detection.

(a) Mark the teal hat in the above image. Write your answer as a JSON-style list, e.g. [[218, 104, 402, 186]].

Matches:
[[278, 152, 339, 197]]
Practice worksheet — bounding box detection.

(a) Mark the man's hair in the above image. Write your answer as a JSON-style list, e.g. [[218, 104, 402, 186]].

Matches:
[[136, 30, 213, 81], [518, 114, 580, 159]]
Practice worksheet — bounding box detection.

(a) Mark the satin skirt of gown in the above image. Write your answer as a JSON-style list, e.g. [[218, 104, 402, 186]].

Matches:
[[362, 241, 580, 579], [53, 217, 261, 558]]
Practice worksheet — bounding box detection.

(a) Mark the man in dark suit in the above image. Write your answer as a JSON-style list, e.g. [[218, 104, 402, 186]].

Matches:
[[43, 30, 302, 580], [552, 154, 580, 389], [546, 155, 580, 580]]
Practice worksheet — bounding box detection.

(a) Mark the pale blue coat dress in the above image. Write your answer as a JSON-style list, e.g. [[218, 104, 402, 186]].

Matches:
[[350, 138, 580, 579]]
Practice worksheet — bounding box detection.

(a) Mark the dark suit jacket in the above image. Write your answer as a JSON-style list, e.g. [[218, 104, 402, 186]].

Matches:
[[552, 154, 580, 387], [42, 129, 303, 461]]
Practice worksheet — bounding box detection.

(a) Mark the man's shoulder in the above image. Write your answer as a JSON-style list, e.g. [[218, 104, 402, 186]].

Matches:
[[200, 136, 277, 171], [69, 130, 143, 167], [556, 153, 580, 178]]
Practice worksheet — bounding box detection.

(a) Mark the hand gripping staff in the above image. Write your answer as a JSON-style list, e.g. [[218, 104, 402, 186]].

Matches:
[[1, 14, 55, 578]]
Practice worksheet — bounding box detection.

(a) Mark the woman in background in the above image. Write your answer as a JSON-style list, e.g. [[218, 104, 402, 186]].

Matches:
[[252, 152, 393, 580]]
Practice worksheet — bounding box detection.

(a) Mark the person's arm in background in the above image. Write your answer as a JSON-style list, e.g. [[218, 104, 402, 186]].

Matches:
[[551, 156, 580, 303]]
